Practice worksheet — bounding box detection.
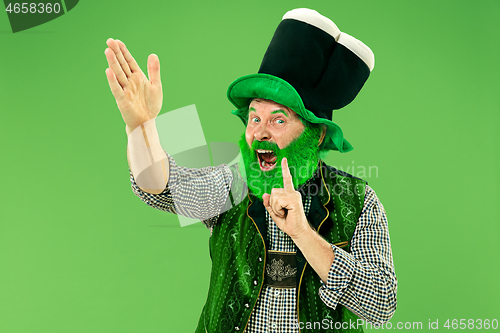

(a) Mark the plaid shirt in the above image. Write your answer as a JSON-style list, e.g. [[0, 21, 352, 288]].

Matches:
[[130, 154, 397, 332]]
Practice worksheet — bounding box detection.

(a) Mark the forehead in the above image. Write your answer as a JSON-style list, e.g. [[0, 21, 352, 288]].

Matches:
[[248, 99, 298, 117]]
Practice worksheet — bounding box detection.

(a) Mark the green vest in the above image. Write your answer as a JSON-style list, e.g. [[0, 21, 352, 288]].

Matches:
[[196, 161, 366, 333]]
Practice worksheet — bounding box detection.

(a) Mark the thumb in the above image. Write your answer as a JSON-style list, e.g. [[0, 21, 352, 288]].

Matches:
[[147, 54, 161, 87]]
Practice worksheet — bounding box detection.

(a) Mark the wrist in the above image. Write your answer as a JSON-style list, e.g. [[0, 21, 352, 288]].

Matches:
[[126, 124, 134, 136], [126, 118, 156, 136], [291, 223, 316, 247]]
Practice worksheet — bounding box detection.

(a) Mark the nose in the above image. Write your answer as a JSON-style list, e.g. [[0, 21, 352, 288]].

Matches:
[[253, 122, 272, 141]]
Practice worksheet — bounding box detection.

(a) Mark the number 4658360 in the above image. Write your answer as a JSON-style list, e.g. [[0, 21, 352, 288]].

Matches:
[[5, 3, 61, 14], [444, 319, 498, 330]]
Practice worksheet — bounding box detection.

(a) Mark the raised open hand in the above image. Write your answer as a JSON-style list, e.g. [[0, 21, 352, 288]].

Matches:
[[104, 38, 163, 133]]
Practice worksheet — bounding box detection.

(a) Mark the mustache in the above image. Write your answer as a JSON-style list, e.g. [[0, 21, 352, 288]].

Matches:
[[251, 140, 280, 152]]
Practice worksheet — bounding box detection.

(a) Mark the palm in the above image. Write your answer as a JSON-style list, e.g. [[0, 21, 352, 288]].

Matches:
[[105, 38, 163, 131], [119, 70, 162, 124]]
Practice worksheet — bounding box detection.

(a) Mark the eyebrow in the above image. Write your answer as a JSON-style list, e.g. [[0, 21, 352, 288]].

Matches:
[[271, 109, 289, 117], [248, 107, 289, 117]]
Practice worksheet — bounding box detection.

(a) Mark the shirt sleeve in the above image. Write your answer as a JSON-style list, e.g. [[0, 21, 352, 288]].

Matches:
[[130, 152, 233, 228], [318, 185, 397, 324]]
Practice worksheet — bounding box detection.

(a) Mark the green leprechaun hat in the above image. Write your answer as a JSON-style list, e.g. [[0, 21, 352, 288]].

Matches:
[[227, 8, 375, 153]]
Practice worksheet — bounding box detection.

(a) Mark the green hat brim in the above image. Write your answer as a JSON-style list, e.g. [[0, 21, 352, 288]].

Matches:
[[227, 73, 353, 153]]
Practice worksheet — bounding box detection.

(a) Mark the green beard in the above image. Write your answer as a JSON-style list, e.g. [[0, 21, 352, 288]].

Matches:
[[238, 125, 323, 200]]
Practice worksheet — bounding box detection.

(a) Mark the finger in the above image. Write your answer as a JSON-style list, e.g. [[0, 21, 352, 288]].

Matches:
[[263, 193, 282, 221], [263, 193, 271, 208], [281, 157, 295, 192], [269, 189, 286, 218], [116, 39, 141, 73], [105, 68, 124, 101], [107, 38, 132, 77], [147, 54, 162, 87], [263, 193, 276, 217], [104, 47, 128, 88]]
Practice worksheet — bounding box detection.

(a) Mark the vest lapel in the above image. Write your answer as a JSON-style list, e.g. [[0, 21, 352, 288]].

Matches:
[[247, 192, 268, 249]]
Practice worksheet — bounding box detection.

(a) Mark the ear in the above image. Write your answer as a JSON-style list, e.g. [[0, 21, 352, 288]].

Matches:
[[318, 125, 327, 146]]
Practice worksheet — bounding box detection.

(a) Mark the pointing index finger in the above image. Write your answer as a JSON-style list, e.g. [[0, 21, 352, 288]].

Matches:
[[282, 157, 294, 192]]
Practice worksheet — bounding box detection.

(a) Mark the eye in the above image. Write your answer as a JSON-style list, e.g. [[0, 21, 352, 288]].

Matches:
[[251, 117, 260, 123], [275, 119, 285, 125]]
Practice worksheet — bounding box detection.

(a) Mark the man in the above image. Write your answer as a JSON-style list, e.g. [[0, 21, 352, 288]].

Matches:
[[105, 8, 396, 333]]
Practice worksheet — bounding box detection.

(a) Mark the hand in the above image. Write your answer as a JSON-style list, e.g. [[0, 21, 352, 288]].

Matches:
[[104, 38, 163, 133], [262, 158, 311, 240]]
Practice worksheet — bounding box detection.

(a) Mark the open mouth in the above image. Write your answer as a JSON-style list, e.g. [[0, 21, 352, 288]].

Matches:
[[256, 149, 278, 171]]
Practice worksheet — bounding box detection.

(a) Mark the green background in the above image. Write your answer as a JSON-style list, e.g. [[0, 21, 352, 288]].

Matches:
[[1, 0, 499, 332]]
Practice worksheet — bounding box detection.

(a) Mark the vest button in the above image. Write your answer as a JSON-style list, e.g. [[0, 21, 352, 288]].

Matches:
[[258, 257, 263, 262], [235, 326, 240, 331], [297, 257, 302, 262], [245, 303, 250, 308], [253, 280, 258, 286]]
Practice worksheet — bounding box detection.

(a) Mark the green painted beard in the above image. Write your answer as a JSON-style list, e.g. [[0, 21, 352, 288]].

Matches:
[[238, 125, 323, 200]]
